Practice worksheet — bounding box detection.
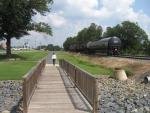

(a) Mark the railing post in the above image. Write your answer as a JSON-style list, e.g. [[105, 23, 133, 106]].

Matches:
[[23, 79, 28, 113], [67, 62, 69, 76], [59, 59, 62, 67], [74, 66, 77, 88], [93, 78, 99, 113]]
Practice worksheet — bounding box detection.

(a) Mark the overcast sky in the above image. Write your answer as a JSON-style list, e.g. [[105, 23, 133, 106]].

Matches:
[[12, 0, 150, 48]]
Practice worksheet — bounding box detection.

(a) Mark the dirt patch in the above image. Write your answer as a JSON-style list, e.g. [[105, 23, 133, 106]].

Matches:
[[72, 53, 150, 80]]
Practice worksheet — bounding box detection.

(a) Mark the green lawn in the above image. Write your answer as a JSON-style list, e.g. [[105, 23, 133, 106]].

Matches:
[[0, 50, 48, 80], [57, 51, 113, 77], [0, 50, 48, 61], [0, 61, 37, 80]]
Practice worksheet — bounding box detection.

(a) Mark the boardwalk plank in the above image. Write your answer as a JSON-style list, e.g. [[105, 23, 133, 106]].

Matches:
[[28, 64, 91, 113]]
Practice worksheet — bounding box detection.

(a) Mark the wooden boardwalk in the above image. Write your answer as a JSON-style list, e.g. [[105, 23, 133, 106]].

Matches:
[[28, 64, 91, 113]]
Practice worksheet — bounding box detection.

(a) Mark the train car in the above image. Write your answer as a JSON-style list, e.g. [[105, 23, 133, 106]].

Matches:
[[87, 37, 121, 55], [69, 44, 77, 52], [76, 43, 87, 53], [69, 43, 86, 52]]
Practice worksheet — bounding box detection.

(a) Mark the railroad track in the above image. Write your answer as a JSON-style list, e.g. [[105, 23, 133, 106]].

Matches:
[[82, 52, 150, 60], [115, 55, 150, 60], [90, 53, 150, 60]]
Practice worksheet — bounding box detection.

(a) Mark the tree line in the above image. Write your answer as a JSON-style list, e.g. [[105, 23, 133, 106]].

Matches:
[[37, 44, 62, 51], [63, 21, 150, 55], [63, 23, 103, 51]]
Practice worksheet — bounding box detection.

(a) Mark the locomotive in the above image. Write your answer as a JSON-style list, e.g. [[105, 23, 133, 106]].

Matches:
[[69, 37, 121, 56]]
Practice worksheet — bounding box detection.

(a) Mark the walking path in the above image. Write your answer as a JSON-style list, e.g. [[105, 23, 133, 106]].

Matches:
[[28, 52, 91, 113]]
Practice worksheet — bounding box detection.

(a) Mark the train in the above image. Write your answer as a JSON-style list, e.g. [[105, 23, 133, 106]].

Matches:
[[69, 37, 121, 56]]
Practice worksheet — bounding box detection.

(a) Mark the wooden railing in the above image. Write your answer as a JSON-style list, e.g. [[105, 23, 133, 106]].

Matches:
[[59, 59, 99, 113], [22, 58, 46, 113]]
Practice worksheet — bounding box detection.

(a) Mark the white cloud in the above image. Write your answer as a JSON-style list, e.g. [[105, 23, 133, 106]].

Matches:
[[12, 31, 52, 48], [15, 0, 150, 47], [67, 0, 98, 9], [49, 13, 67, 27], [65, 0, 110, 18], [33, 12, 67, 28], [68, 0, 136, 21], [63, 0, 150, 24], [101, 0, 134, 10], [64, 0, 150, 39]]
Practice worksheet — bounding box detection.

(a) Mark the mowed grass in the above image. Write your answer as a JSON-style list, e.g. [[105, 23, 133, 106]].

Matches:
[[0, 61, 36, 80], [0, 50, 48, 80], [57, 51, 113, 77], [0, 50, 48, 61]]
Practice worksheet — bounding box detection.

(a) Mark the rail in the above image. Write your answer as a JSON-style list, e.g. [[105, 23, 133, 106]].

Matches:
[[59, 59, 99, 113], [93, 53, 150, 60], [116, 55, 150, 60], [22, 58, 46, 113]]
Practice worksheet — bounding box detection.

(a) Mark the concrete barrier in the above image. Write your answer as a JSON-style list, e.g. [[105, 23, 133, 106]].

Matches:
[[115, 68, 128, 81]]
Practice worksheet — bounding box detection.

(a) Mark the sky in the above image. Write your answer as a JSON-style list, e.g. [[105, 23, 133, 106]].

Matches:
[[12, 0, 150, 48]]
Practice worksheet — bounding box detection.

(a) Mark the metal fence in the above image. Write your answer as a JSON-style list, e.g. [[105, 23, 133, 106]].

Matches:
[[59, 59, 99, 113], [22, 58, 46, 113]]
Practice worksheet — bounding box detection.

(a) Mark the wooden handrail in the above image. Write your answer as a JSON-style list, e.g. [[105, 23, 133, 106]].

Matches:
[[59, 59, 99, 113], [22, 58, 46, 113]]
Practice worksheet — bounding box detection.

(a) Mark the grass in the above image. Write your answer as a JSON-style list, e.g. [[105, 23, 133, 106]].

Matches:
[[0, 50, 48, 61], [57, 51, 114, 77], [0, 61, 37, 80], [0, 50, 48, 80]]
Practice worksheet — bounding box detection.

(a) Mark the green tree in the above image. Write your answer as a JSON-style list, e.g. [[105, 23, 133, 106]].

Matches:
[[46, 44, 54, 51], [144, 41, 150, 55], [53, 45, 61, 51], [103, 27, 117, 38], [63, 23, 103, 51], [63, 37, 76, 51], [0, 0, 53, 57], [87, 23, 103, 41], [37, 45, 47, 50], [103, 21, 149, 54], [76, 23, 103, 44]]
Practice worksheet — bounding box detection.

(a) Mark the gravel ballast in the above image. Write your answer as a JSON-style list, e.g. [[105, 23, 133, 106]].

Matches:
[[0, 81, 22, 113], [0, 76, 149, 113], [98, 77, 150, 113]]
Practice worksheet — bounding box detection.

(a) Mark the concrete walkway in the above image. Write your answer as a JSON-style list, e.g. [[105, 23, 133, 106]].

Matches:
[[28, 63, 91, 113]]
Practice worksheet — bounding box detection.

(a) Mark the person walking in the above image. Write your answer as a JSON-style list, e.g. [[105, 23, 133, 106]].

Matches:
[[52, 52, 57, 66]]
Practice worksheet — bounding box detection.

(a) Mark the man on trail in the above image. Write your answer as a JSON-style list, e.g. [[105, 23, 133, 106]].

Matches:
[[52, 52, 57, 65]]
